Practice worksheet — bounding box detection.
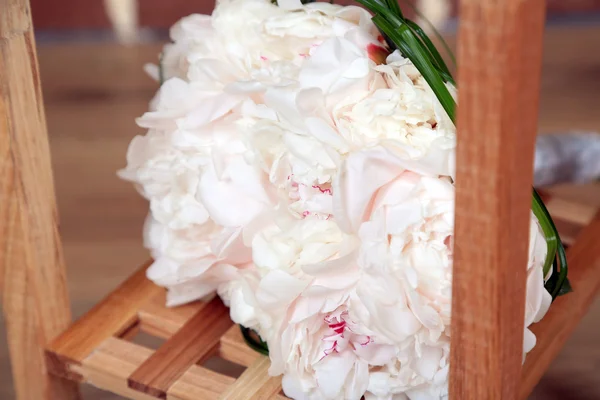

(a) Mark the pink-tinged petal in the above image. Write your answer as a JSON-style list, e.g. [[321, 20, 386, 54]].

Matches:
[[414, 346, 443, 380], [299, 37, 368, 94], [523, 328, 537, 355], [210, 226, 251, 265], [354, 343, 396, 366], [281, 373, 311, 400], [198, 166, 264, 227], [313, 351, 355, 398], [264, 88, 305, 129], [402, 280, 443, 332], [525, 263, 552, 326], [228, 157, 272, 204], [302, 250, 359, 279], [277, 0, 303, 10], [284, 132, 337, 170], [305, 117, 349, 151], [333, 147, 406, 233], [344, 360, 370, 400], [384, 198, 423, 235], [177, 92, 242, 129], [256, 270, 309, 310]]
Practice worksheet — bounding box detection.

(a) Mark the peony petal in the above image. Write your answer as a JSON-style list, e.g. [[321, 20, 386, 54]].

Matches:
[[314, 351, 356, 399], [333, 147, 406, 233], [256, 270, 309, 309], [198, 166, 265, 227], [414, 346, 443, 380], [277, 0, 304, 10]]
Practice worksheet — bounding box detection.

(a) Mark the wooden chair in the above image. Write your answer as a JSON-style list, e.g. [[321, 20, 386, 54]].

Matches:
[[1, 0, 599, 399]]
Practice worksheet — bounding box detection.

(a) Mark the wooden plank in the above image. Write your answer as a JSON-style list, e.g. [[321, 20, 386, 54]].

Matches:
[[219, 325, 260, 367], [520, 213, 600, 399], [138, 292, 204, 339], [167, 363, 237, 400], [72, 337, 158, 400], [0, 0, 81, 398], [545, 196, 598, 228], [128, 297, 233, 398], [46, 261, 161, 377], [450, 1, 547, 399], [169, 365, 286, 400], [542, 193, 598, 245], [75, 336, 282, 400], [553, 218, 585, 246], [219, 356, 283, 400]]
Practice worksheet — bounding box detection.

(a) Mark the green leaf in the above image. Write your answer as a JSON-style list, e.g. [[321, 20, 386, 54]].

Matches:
[[558, 277, 573, 296], [533, 189, 569, 299], [553, 240, 569, 298], [405, 19, 453, 81], [357, 0, 404, 26], [532, 191, 558, 278], [240, 325, 269, 355]]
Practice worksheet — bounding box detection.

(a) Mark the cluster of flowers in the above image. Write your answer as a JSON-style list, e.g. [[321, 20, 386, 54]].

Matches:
[[120, 0, 552, 398]]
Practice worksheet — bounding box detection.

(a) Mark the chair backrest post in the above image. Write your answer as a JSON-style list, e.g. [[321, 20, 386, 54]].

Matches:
[[450, 1, 547, 399], [0, 0, 80, 398]]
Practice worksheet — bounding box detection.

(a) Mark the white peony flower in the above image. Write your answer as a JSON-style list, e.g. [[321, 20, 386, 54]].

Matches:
[[229, 148, 551, 400], [122, 1, 556, 398]]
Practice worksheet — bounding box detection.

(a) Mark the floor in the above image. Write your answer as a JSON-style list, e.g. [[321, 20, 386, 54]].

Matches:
[[1, 24, 600, 399]]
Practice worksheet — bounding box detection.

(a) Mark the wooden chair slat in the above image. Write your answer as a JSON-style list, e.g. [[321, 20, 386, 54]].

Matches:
[[138, 292, 205, 339], [74, 337, 156, 400], [167, 363, 237, 400], [542, 193, 597, 245], [219, 326, 261, 367], [127, 297, 233, 398], [545, 197, 598, 227], [46, 261, 160, 378], [219, 356, 283, 400]]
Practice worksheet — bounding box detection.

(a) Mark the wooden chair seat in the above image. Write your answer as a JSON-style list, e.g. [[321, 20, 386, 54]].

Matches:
[[42, 194, 600, 400], [46, 265, 286, 400]]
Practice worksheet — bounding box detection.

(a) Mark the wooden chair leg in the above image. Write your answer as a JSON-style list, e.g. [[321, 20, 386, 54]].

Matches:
[[450, 0, 547, 399], [0, 1, 80, 398]]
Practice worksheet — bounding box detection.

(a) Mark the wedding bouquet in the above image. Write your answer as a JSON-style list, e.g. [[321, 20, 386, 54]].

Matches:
[[120, 0, 570, 398]]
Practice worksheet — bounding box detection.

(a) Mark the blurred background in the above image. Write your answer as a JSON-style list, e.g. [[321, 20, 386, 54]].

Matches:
[[1, 0, 600, 399]]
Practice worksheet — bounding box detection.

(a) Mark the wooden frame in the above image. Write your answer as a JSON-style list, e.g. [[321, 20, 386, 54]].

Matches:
[[450, 0, 547, 398], [2, 0, 600, 399]]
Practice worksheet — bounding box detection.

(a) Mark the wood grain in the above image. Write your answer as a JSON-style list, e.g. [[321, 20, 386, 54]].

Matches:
[[219, 326, 261, 367], [73, 337, 157, 400], [167, 363, 237, 400], [138, 292, 204, 339], [46, 261, 160, 377], [450, 1, 547, 399], [219, 356, 283, 400], [128, 297, 233, 398], [542, 193, 598, 245], [75, 336, 288, 400], [0, 0, 80, 398], [520, 213, 600, 399]]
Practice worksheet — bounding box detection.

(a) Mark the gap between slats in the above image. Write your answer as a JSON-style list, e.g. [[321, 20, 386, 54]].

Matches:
[[128, 297, 233, 398]]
